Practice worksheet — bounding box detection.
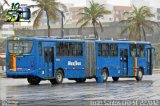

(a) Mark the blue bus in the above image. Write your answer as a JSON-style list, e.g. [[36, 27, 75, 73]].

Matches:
[[6, 36, 154, 85]]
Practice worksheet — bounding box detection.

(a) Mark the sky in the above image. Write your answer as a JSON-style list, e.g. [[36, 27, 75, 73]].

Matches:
[[3, 0, 160, 7], [3, 0, 131, 7], [108, 0, 130, 6]]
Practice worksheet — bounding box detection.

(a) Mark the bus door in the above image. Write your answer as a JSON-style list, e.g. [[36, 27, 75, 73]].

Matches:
[[146, 48, 152, 74], [43, 44, 54, 78], [120, 49, 128, 76]]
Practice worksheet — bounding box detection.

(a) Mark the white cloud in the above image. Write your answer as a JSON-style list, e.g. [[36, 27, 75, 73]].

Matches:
[[108, 0, 130, 6]]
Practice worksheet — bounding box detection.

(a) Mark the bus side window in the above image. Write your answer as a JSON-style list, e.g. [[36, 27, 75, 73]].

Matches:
[[140, 45, 144, 57], [137, 45, 141, 57], [98, 43, 109, 57], [56, 42, 63, 56], [64, 42, 69, 56], [38, 42, 42, 56], [130, 44, 136, 57], [49, 48, 53, 62], [98, 43, 102, 56], [69, 42, 83, 56], [103, 43, 109, 57], [44, 48, 48, 62], [76, 43, 83, 56], [69, 42, 74, 56], [110, 44, 118, 57], [57, 42, 83, 57]]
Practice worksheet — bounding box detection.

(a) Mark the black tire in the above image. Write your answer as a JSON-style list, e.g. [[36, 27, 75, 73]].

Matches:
[[55, 69, 64, 84], [112, 77, 119, 81], [75, 78, 86, 83], [27, 76, 41, 85], [102, 69, 108, 82], [68, 78, 75, 80], [50, 79, 57, 85], [136, 68, 143, 81]]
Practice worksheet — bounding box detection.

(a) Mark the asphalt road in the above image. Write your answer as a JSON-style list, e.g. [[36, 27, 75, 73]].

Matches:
[[0, 74, 160, 106]]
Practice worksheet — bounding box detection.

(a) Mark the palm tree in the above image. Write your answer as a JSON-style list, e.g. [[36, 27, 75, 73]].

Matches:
[[120, 6, 159, 41], [29, 0, 66, 37], [77, 0, 111, 39], [57, 10, 65, 38]]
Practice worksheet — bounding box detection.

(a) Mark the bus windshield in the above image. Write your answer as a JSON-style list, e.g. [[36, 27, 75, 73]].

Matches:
[[8, 40, 33, 54]]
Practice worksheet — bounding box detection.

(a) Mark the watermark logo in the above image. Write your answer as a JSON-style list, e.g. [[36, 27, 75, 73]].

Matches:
[[5, 3, 31, 22]]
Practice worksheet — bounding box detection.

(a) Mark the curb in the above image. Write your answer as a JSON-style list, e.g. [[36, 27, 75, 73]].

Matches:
[[0, 73, 6, 78]]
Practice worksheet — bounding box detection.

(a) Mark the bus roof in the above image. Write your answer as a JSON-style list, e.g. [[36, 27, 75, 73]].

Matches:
[[8, 36, 151, 45]]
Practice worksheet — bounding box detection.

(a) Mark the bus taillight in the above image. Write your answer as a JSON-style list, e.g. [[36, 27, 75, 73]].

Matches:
[[10, 54, 16, 71]]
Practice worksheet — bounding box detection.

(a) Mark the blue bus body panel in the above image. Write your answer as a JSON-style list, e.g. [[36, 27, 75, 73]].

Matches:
[[54, 57, 86, 78]]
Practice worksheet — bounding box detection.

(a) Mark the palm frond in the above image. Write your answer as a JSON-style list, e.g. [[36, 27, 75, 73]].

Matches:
[[32, 9, 41, 17], [3, 0, 9, 6], [28, 4, 41, 8], [80, 20, 90, 28], [76, 16, 90, 25], [145, 20, 160, 27], [120, 26, 129, 36], [33, 9, 43, 28]]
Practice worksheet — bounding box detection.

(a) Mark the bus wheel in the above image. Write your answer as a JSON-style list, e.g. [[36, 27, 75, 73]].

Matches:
[[27, 76, 41, 85], [50, 79, 57, 85], [75, 78, 86, 83], [136, 68, 143, 81], [112, 77, 119, 81], [102, 69, 108, 82], [55, 69, 64, 84]]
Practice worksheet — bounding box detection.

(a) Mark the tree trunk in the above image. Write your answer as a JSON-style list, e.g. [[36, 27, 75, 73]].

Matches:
[[61, 12, 64, 38], [45, 10, 50, 37], [92, 22, 98, 39], [135, 27, 141, 41], [142, 26, 146, 41]]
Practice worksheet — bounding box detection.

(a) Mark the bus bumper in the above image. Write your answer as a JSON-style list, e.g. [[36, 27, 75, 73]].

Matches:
[[6, 69, 44, 78]]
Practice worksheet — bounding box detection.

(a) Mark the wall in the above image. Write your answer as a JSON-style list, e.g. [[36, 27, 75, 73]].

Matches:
[[15, 22, 160, 43]]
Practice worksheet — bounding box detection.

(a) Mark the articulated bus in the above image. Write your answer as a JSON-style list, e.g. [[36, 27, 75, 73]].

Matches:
[[6, 36, 154, 85]]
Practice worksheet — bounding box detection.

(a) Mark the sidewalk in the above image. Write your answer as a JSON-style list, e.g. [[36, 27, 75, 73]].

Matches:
[[0, 70, 6, 78]]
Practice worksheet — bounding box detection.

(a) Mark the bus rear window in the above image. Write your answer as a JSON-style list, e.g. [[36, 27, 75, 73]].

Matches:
[[8, 40, 33, 54]]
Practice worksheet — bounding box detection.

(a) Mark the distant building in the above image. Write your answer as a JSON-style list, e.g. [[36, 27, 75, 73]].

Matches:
[[68, 7, 84, 24], [113, 6, 132, 21], [0, 24, 15, 38]]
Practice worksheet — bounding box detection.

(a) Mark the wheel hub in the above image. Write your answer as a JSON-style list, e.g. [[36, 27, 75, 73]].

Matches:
[[57, 73, 62, 81], [139, 71, 142, 78], [102, 72, 107, 80]]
